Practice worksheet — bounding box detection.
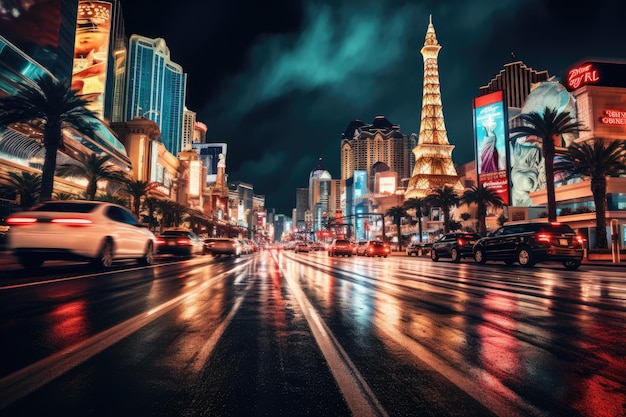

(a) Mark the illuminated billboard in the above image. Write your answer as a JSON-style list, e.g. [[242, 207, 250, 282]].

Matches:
[[473, 90, 509, 205], [72, 1, 112, 118]]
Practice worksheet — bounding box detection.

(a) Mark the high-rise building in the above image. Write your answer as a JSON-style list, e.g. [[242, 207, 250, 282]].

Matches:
[[125, 35, 187, 155], [479, 61, 550, 110], [309, 158, 332, 231], [405, 16, 461, 198], [341, 116, 412, 192], [182, 107, 196, 151], [295, 187, 309, 229]]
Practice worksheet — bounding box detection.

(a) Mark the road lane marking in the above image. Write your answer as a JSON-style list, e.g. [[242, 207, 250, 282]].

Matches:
[[0, 261, 251, 410], [287, 253, 549, 417], [273, 252, 388, 417]]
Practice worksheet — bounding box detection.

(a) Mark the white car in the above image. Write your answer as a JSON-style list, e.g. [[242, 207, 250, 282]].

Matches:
[[6, 200, 156, 269]]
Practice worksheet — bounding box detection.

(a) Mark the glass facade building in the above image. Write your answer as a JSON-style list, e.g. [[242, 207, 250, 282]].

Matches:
[[126, 35, 187, 156]]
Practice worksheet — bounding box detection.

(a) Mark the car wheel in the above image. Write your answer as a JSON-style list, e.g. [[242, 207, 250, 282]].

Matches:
[[450, 248, 460, 263], [139, 241, 154, 266], [517, 246, 535, 267], [431, 249, 439, 261], [93, 239, 114, 268], [563, 259, 581, 270], [18, 255, 44, 270], [474, 247, 486, 264]]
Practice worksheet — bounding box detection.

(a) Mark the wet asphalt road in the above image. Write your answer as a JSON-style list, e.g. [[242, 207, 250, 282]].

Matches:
[[0, 250, 625, 416]]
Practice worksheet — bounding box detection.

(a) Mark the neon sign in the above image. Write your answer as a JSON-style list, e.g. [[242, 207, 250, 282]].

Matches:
[[600, 109, 626, 125], [568, 63, 600, 89]]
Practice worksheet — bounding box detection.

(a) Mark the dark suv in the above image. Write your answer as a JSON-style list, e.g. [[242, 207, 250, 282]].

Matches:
[[472, 222, 584, 270], [430, 232, 481, 263]]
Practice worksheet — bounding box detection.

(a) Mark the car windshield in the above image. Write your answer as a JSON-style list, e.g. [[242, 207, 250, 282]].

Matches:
[[536, 224, 575, 234], [31, 202, 99, 213]]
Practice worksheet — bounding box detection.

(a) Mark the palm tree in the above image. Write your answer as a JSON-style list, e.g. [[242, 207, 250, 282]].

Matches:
[[142, 196, 161, 233], [5, 172, 41, 208], [424, 185, 460, 233], [403, 197, 428, 243], [385, 205, 409, 251], [460, 185, 504, 235], [0, 77, 98, 202], [554, 140, 626, 249], [52, 192, 77, 200], [56, 153, 125, 200], [510, 107, 585, 222], [95, 193, 128, 207], [122, 178, 152, 217]]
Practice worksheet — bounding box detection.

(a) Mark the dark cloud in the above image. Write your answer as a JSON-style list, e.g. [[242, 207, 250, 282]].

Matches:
[[124, 0, 626, 214]]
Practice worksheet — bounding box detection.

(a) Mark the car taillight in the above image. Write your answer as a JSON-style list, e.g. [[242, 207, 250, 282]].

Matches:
[[6, 216, 38, 225], [575, 235, 585, 245], [536, 233, 551, 243], [51, 218, 92, 226], [176, 238, 191, 245], [457, 238, 466, 246], [156, 238, 166, 245]]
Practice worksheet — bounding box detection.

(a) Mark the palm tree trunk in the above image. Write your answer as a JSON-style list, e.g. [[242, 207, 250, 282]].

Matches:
[[543, 145, 557, 222], [443, 207, 450, 233], [396, 218, 402, 251], [418, 217, 423, 243], [40, 128, 62, 202], [591, 177, 608, 249], [87, 179, 98, 200]]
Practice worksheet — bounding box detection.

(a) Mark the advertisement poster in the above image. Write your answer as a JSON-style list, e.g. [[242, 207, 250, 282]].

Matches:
[[71, 1, 112, 118], [473, 91, 510, 205]]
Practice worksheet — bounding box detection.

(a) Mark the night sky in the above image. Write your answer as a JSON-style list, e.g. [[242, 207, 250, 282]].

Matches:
[[122, 0, 626, 214]]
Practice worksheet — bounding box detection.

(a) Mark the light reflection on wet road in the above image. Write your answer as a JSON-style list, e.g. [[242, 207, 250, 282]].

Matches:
[[0, 250, 624, 416], [283, 250, 626, 417]]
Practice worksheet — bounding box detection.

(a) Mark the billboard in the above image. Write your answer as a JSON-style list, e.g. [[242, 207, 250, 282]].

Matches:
[[71, 1, 112, 118], [473, 90, 510, 205]]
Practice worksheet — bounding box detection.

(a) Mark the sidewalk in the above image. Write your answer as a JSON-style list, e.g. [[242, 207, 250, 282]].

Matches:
[[391, 251, 626, 268]]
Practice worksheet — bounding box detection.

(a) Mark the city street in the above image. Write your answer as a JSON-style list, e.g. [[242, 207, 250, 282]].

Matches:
[[0, 250, 625, 417]]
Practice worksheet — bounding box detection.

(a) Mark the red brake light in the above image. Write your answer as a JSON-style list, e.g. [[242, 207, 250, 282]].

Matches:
[[6, 216, 37, 225], [51, 218, 92, 226], [536, 233, 551, 242], [457, 238, 466, 246], [156, 238, 166, 245], [575, 235, 585, 245], [176, 238, 191, 245]]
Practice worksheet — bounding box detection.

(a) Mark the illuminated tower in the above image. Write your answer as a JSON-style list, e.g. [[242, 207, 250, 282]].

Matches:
[[405, 16, 461, 198]]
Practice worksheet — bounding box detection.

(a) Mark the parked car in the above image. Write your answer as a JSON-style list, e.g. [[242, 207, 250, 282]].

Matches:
[[6, 200, 156, 269], [364, 240, 390, 258], [406, 242, 422, 256], [210, 238, 241, 257], [430, 232, 481, 262], [472, 222, 584, 269], [156, 229, 205, 257], [328, 239, 353, 257], [294, 241, 310, 253]]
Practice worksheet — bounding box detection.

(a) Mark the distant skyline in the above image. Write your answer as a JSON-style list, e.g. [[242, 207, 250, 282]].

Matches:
[[123, 0, 626, 214]]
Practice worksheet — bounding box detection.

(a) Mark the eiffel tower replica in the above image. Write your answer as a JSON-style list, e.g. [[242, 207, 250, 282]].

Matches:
[[405, 15, 462, 199]]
